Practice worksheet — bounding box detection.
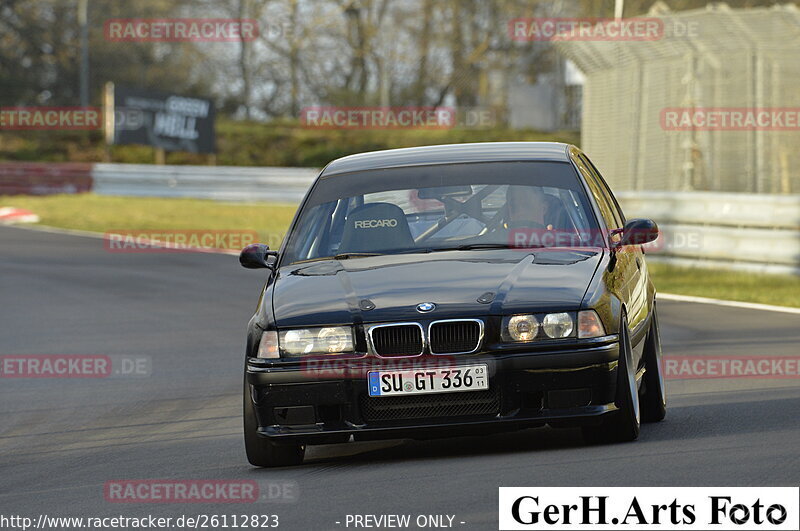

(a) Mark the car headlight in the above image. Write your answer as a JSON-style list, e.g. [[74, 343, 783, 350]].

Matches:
[[542, 312, 574, 338], [503, 314, 539, 342], [578, 310, 606, 338], [317, 326, 353, 353], [278, 326, 354, 356]]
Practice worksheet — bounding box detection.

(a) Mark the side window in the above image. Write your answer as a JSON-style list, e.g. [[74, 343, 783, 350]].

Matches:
[[574, 154, 621, 230], [582, 154, 626, 225], [284, 201, 334, 260]]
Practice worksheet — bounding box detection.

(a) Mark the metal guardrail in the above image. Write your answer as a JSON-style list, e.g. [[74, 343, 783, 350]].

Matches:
[[92, 163, 318, 203], [617, 191, 800, 230], [92, 167, 799, 274], [617, 192, 800, 275], [84, 166, 800, 275], [3, 162, 797, 274]]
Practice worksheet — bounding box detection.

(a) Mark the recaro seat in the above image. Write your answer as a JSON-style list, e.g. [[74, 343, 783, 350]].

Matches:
[[338, 202, 415, 254]]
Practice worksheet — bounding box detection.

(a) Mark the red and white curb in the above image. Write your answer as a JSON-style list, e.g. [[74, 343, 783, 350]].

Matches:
[[0, 207, 40, 224]]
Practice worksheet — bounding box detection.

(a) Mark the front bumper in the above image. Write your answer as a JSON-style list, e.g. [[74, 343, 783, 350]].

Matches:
[[245, 336, 620, 444]]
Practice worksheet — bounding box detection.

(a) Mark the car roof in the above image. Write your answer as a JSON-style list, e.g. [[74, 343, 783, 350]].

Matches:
[[320, 142, 573, 177]]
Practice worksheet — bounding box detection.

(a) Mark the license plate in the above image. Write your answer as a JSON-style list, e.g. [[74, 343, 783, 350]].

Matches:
[[368, 364, 488, 397]]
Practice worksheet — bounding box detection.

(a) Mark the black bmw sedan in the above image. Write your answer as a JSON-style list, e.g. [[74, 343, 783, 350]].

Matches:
[[240, 142, 666, 467]]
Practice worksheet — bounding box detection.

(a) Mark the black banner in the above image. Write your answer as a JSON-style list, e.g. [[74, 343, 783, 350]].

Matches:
[[113, 86, 216, 154]]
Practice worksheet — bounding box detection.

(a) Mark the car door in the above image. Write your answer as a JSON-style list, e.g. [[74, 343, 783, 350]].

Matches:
[[573, 152, 646, 362], [580, 153, 650, 355]]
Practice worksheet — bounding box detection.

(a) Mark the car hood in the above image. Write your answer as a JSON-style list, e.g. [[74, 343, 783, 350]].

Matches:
[[272, 249, 603, 327]]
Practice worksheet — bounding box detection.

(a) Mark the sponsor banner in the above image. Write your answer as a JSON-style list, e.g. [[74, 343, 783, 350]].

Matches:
[[112, 86, 216, 154], [508, 18, 664, 42], [104, 480, 298, 504], [499, 487, 799, 530], [0, 355, 151, 378], [661, 108, 800, 131], [103, 229, 258, 253], [663, 355, 800, 380], [104, 18, 259, 42], [0, 107, 101, 130], [300, 106, 456, 130]]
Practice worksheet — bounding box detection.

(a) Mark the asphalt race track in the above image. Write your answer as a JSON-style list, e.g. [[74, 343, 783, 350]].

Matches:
[[2, 225, 799, 530]]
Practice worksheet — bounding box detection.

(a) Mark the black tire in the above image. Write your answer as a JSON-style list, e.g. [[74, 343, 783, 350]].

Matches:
[[243, 376, 305, 467], [640, 302, 667, 422], [582, 314, 640, 444]]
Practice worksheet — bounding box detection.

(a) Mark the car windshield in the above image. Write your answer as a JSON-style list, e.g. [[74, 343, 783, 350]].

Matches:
[[281, 161, 600, 265]]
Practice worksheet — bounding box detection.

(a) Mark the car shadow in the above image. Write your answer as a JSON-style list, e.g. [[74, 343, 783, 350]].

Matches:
[[301, 425, 586, 467], [278, 390, 800, 468]]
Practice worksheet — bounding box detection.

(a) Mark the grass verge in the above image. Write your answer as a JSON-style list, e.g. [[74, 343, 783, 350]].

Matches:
[[0, 194, 297, 249], [648, 263, 800, 308], [3, 194, 798, 308]]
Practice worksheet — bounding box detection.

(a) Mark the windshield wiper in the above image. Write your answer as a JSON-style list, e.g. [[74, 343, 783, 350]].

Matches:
[[330, 244, 544, 259], [431, 243, 544, 252], [332, 252, 384, 260]]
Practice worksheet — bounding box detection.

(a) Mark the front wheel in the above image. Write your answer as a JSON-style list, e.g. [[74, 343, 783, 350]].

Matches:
[[243, 375, 305, 467], [582, 314, 640, 444], [640, 302, 667, 422]]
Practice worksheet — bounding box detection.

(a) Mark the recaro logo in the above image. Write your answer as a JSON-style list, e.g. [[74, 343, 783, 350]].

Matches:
[[354, 219, 398, 229]]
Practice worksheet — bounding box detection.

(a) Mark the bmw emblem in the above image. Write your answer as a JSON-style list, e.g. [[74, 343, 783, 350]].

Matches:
[[416, 302, 436, 313]]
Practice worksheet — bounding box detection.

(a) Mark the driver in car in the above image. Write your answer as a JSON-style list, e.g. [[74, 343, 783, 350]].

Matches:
[[505, 185, 554, 230]]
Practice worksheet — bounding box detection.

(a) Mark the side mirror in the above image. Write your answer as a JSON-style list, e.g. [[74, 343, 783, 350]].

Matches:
[[239, 243, 278, 269], [616, 218, 659, 248]]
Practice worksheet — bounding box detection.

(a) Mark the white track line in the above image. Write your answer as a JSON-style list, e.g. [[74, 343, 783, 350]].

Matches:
[[657, 293, 800, 316], [7, 224, 108, 239], [7, 224, 800, 315]]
